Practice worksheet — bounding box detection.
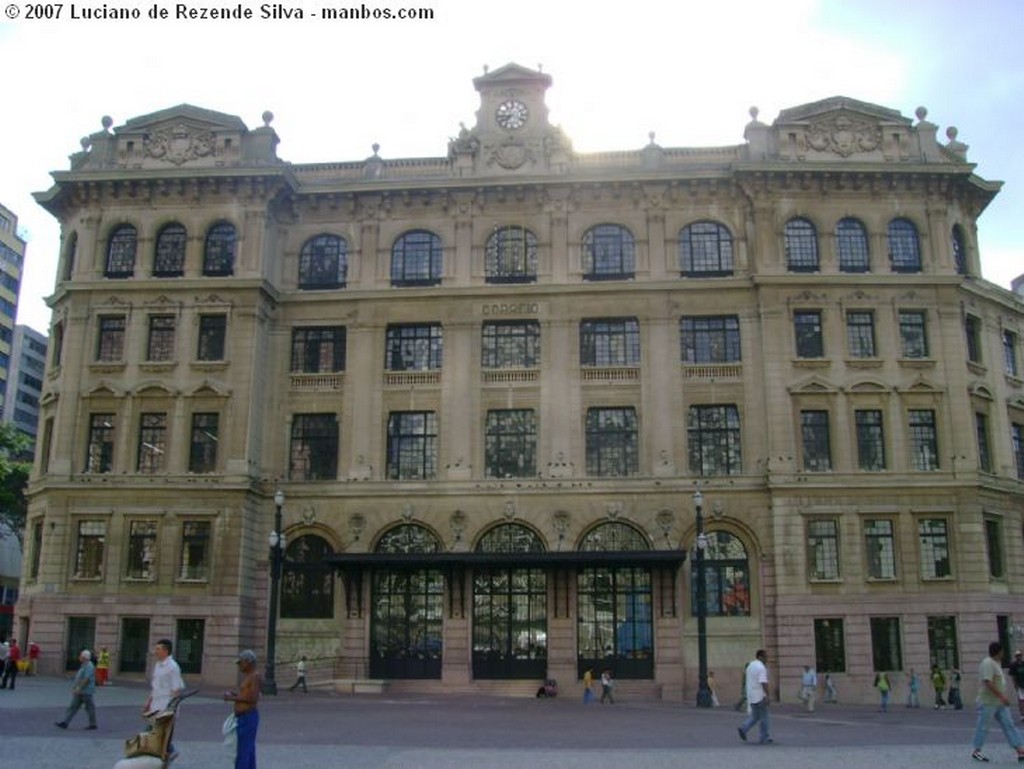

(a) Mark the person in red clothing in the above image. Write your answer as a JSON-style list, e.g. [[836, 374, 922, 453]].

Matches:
[[1, 638, 20, 689], [27, 641, 40, 676]]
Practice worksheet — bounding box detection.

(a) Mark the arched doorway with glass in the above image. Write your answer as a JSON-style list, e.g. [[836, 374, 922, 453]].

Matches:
[[689, 530, 750, 617], [472, 523, 547, 680], [577, 521, 654, 679], [369, 524, 444, 679]]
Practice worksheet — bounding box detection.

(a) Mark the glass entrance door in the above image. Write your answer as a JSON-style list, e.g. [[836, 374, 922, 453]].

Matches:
[[370, 569, 444, 679], [472, 567, 547, 680]]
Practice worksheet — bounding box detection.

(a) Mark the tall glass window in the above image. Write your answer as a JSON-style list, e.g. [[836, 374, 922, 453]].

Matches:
[[202, 221, 236, 276], [585, 407, 639, 477], [391, 230, 442, 286], [888, 218, 921, 272], [870, 616, 903, 671], [188, 413, 219, 473], [582, 224, 635, 280], [153, 223, 186, 277], [105, 225, 137, 278], [485, 225, 537, 283], [291, 327, 346, 373], [179, 521, 211, 580], [687, 404, 742, 476], [855, 409, 885, 470], [289, 414, 339, 481], [846, 311, 876, 357], [385, 324, 443, 371], [918, 519, 951, 579], [794, 311, 824, 358], [899, 311, 929, 358], [386, 411, 437, 480], [96, 316, 126, 362], [679, 221, 733, 276], [580, 318, 640, 367], [801, 410, 832, 471], [298, 234, 347, 290], [690, 531, 751, 616], [909, 409, 939, 470], [484, 409, 537, 478], [74, 521, 106, 579], [86, 414, 115, 473], [146, 315, 176, 361], [680, 316, 740, 364], [785, 218, 819, 272], [137, 413, 167, 474], [281, 535, 335, 618], [125, 520, 157, 580], [481, 321, 540, 369], [836, 217, 869, 272], [865, 519, 896, 579], [807, 519, 840, 580]]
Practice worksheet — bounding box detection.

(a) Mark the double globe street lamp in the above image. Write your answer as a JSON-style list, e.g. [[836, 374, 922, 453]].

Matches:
[[262, 489, 285, 695]]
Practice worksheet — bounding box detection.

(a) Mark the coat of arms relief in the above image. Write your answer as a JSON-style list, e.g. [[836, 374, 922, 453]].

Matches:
[[806, 113, 881, 157], [144, 122, 217, 165]]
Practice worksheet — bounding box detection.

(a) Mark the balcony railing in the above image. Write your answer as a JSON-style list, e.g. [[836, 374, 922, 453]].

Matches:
[[290, 372, 345, 391], [482, 368, 539, 384], [581, 366, 640, 382], [681, 363, 743, 380], [384, 370, 442, 387]]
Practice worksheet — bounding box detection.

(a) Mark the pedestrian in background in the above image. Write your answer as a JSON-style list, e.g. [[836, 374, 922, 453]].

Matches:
[[800, 665, 817, 712], [950, 668, 963, 710], [1, 638, 20, 690], [96, 646, 111, 687], [824, 672, 838, 703], [907, 669, 920, 708], [55, 649, 98, 730], [970, 641, 1024, 763], [874, 671, 891, 712], [288, 655, 308, 693], [1008, 651, 1024, 721], [600, 669, 615, 704], [708, 670, 720, 707], [582, 667, 594, 704], [737, 649, 773, 745], [27, 641, 40, 676], [932, 665, 947, 709]]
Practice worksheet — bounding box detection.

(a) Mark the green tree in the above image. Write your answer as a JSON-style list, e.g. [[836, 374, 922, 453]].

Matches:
[[0, 423, 32, 545]]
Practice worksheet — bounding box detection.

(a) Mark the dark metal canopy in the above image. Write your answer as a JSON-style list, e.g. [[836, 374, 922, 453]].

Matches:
[[325, 549, 687, 571]]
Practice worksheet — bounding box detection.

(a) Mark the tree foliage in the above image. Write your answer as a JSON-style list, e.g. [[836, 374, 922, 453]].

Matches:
[[0, 423, 32, 545]]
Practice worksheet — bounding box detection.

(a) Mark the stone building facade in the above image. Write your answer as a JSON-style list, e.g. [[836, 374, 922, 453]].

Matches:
[[18, 63, 1024, 702]]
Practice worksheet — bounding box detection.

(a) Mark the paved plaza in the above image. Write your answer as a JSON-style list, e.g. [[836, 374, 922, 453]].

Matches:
[[0, 675, 1014, 768]]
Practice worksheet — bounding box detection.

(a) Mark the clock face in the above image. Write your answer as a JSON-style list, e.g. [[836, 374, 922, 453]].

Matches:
[[496, 99, 529, 130]]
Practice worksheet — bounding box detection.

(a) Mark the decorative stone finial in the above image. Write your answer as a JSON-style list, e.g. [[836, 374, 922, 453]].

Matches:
[[262, 110, 274, 127], [648, 131, 656, 145], [371, 142, 380, 156], [537, 62, 543, 72], [946, 126, 959, 141], [483, 64, 489, 74], [915, 106, 928, 122], [101, 115, 113, 131], [749, 106, 759, 121], [80, 136, 91, 150]]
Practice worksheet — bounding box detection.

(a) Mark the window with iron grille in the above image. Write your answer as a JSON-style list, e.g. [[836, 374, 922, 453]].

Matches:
[[153, 223, 186, 277], [105, 225, 137, 278], [985, 518, 1004, 579], [687, 404, 742, 476], [179, 521, 211, 580], [291, 327, 346, 372], [909, 409, 939, 470], [807, 519, 840, 580], [865, 519, 896, 579], [74, 521, 106, 579], [870, 616, 902, 671], [289, 413, 339, 481], [899, 311, 929, 358], [298, 234, 347, 290], [585, 407, 639, 477], [580, 318, 640, 366], [386, 411, 437, 480], [582, 224, 635, 280], [385, 324, 442, 371], [485, 225, 538, 283], [965, 315, 982, 364], [846, 311, 876, 357], [976, 412, 992, 473], [197, 315, 227, 361], [1004, 330, 1019, 376], [855, 409, 885, 470], [800, 410, 832, 471], [794, 311, 824, 358], [951, 225, 967, 275], [484, 409, 537, 478], [785, 218, 819, 272], [814, 618, 846, 672], [282, 535, 335, 618], [126, 520, 158, 579], [96, 316, 126, 361], [202, 221, 236, 276], [927, 616, 959, 670], [188, 413, 219, 474], [836, 217, 869, 273], [137, 413, 167, 474], [481, 321, 540, 368], [679, 221, 733, 276], [680, 316, 740, 364], [86, 414, 115, 473], [391, 229, 442, 286], [147, 315, 176, 361], [918, 519, 951, 579], [888, 218, 921, 273]]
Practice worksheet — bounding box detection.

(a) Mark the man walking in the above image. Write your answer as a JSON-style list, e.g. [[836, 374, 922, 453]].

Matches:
[[2, 638, 21, 690], [288, 655, 308, 693], [737, 649, 773, 745], [971, 641, 1024, 762], [142, 638, 184, 762], [1009, 650, 1024, 721], [55, 649, 98, 730], [800, 664, 817, 712]]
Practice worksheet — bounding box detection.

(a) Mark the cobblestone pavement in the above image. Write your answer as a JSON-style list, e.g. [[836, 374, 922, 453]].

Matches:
[[0, 675, 1012, 769]]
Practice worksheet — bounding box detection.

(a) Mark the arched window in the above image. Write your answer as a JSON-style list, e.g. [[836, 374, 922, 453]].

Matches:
[[784, 218, 819, 272], [281, 534, 335, 618], [582, 224, 635, 280], [836, 217, 869, 273], [476, 522, 545, 552], [485, 225, 537, 283], [951, 224, 967, 276], [679, 221, 733, 277], [203, 221, 236, 276], [153, 223, 187, 277], [888, 218, 921, 273], [371, 524, 444, 679], [691, 531, 750, 616], [298, 234, 347, 290], [578, 521, 653, 679], [105, 225, 137, 278], [391, 230, 442, 287]]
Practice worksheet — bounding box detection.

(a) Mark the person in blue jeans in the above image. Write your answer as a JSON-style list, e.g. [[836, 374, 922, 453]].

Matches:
[[55, 649, 97, 730], [737, 649, 773, 745], [971, 641, 1024, 763], [224, 649, 261, 769]]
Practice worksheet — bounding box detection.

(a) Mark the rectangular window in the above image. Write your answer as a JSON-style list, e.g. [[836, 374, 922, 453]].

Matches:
[[188, 413, 219, 473], [197, 314, 227, 361], [29, 519, 42, 580], [137, 412, 167, 474], [800, 410, 832, 472], [846, 311, 876, 358], [807, 519, 840, 580], [899, 311, 929, 359], [386, 411, 438, 480], [927, 616, 959, 670], [870, 616, 903, 672], [481, 321, 540, 369], [985, 518, 1004, 579], [965, 315, 982, 364], [1013, 423, 1024, 480], [74, 520, 106, 579], [146, 315, 176, 362], [865, 519, 896, 580], [580, 318, 640, 367], [179, 521, 211, 581], [687, 404, 742, 476], [289, 413, 339, 481], [855, 409, 886, 470], [680, 316, 741, 364], [918, 519, 951, 579], [794, 311, 824, 358], [585, 407, 639, 477], [484, 409, 537, 478], [385, 324, 443, 371], [1004, 330, 1019, 377], [814, 618, 846, 673], [976, 412, 992, 473], [176, 618, 205, 675], [909, 409, 939, 470], [291, 326, 346, 373], [86, 413, 115, 473], [96, 315, 126, 362], [125, 520, 157, 580]]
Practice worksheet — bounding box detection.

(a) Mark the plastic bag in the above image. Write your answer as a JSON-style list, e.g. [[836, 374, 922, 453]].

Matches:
[[223, 713, 237, 755]]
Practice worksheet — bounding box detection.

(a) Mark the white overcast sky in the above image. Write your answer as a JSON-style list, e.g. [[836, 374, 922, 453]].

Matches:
[[1, 0, 1022, 333]]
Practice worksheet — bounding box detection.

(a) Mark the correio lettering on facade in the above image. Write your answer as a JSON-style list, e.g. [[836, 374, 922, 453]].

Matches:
[[481, 303, 539, 316]]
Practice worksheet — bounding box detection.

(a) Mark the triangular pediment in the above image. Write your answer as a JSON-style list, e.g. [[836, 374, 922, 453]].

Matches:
[[473, 63, 552, 90], [788, 375, 838, 394], [117, 104, 248, 133], [846, 379, 890, 394], [133, 380, 178, 397], [897, 375, 943, 394], [775, 97, 908, 126], [188, 380, 231, 398]]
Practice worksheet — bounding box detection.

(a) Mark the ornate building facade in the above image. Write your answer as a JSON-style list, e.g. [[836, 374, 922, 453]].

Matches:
[[17, 63, 1024, 702]]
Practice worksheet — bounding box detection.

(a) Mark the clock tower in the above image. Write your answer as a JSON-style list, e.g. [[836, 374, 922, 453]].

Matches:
[[449, 62, 572, 175]]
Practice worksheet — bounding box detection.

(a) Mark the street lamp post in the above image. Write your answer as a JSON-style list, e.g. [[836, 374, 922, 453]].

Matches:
[[262, 489, 285, 696], [693, 489, 713, 708]]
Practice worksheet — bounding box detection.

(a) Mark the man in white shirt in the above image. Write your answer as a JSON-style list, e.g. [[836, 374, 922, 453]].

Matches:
[[738, 649, 773, 745], [143, 639, 185, 761]]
